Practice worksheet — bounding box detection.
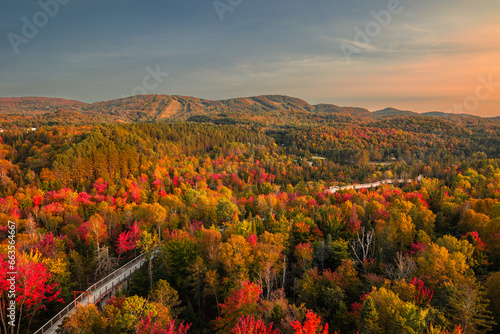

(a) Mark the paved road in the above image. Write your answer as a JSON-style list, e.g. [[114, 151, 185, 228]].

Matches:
[[326, 175, 423, 193]]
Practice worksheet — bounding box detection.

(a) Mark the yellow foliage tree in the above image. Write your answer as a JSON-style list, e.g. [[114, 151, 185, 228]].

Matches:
[[416, 243, 469, 287]]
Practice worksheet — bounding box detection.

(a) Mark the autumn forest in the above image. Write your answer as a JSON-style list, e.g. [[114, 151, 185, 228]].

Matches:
[[1, 95, 500, 334]]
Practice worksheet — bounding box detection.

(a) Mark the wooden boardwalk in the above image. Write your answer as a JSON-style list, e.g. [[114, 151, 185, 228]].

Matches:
[[34, 251, 158, 334]]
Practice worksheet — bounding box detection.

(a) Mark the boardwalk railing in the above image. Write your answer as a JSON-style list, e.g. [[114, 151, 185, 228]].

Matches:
[[34, 250, 158, 334]]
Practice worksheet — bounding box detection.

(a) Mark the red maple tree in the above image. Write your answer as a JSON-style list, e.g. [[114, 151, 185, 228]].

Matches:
[[116, 221, 141, 254], [290, 310, 330, 334], [213, 281, 263, 334], [0, 254, 63, 333], [136, 315, 191, 334], [232, 315, 279, 334]]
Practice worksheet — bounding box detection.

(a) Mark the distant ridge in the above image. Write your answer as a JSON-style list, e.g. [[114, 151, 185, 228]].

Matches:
[[422, 111, 480, 119], [0, 95, 497, 123], [0, 95, 373, 123], [372, 107, 419, 117], [371, 107, 498, 122], [0, 97, 86, 115]]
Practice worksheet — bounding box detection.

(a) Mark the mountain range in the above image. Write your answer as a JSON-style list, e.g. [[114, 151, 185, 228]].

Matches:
[[0, 95, 498, 124]]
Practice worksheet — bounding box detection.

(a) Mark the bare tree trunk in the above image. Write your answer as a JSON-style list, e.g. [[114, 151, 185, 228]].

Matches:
[[282, 256, 287, 289], [0, 304, 8, 334], [26, 308, 38, 334], [148, 255, 153, 290], [15, 300, 25, 334], [349, 227, 375, 272]]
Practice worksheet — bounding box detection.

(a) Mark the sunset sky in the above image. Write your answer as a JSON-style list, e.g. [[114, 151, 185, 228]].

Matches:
[[1, 0, 500, 116]]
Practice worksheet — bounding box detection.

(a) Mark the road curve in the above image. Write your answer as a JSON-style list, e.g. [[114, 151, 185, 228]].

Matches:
[[326, 175, 423, 193]]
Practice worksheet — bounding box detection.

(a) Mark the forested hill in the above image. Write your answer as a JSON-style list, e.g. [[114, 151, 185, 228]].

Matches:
[[1, 94, 498, 126], [0, 95, 366, 124]]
